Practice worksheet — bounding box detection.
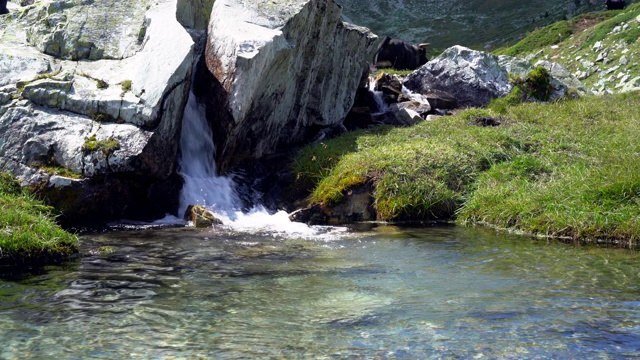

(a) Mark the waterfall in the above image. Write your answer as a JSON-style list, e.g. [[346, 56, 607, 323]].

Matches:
[[368, 77, 389, 114], [177, 83, 241, 219], [174, 63, 347, 239]]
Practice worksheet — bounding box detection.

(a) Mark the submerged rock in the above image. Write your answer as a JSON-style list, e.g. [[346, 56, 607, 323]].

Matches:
[[184, 205, 223, 228], [204, 0, 377, 172], [0, 0, 197, 224]]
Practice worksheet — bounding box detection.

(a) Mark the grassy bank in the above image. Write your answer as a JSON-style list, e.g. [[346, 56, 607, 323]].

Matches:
[[0, 172, 78, 267], [293, 92, 640, 244]]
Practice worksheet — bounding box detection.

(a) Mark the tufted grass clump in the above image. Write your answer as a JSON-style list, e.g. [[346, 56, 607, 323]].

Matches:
[[120, 80, 132, 93], [82, 134, 120, 156], [293, 91, 640, 244], [372, 69, 414, 77], [37, 165, 82, 179], [0, 172, 78, 267], [489, 66, 552, 113]]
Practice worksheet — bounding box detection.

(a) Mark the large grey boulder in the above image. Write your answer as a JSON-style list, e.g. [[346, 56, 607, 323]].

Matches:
[[0, 0, 195, 224], [404, 45, 588, 108], [204, 0, 376, 172]]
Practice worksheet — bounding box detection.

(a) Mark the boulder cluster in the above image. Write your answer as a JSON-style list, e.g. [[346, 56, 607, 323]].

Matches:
[[346, 45, 586, 134]]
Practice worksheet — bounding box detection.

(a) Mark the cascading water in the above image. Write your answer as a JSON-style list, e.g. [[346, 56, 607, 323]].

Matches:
[[368, 77, 388, 114], [175, 63, 346, 239], [177, 85, 241, 220]]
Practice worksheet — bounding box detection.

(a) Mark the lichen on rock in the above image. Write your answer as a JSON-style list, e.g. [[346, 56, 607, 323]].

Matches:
[[25, 0, 151, 61]]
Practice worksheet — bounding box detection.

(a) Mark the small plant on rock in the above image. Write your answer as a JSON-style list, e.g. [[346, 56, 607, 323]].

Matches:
[[91, 112, 114, 123], [96, 79, 109, 89], [120, 80, 132, 93], [82, 134, 120, 157], [489, 66, 552, 113]]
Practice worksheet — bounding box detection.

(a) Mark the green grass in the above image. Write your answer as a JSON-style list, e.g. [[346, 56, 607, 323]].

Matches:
[[582, 5, 640, 47], [492, 3, 640, 93], [120, 80, 132, 93], [0, 172, 78, 267], [493, 11, 619, 57], [495, 20, 574, 57], [372, 69, 414, 77], [36, 165, 82, 179], [293, 92, 640, 244]]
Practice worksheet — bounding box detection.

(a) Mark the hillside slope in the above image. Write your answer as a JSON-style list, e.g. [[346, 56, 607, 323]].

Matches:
[[340, 0, 637, 51], [496, 3, 640, 94]]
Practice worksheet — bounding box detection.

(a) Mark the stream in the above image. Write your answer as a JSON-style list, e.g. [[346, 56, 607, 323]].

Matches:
[[1, 224, 639, 358]]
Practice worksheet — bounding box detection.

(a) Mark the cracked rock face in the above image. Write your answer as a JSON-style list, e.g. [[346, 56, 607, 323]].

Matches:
[[0, 0, 196, 224], [204, 0, 377, 172]]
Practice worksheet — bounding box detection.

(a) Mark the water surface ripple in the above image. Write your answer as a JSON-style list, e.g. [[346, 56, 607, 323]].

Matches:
[[1, 225, 640, 358]]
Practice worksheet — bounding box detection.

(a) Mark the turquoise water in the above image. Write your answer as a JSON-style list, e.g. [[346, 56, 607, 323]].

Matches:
[[1, 225, 639, 359]]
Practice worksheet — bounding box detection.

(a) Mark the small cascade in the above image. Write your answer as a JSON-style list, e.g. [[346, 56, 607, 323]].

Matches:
[[177, 84, 241, 219], [401, 84, 424, 102], [368, 77, 388, 114], [175, 60, 347, 239]]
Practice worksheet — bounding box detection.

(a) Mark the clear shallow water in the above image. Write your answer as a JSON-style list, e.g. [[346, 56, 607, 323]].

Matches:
[[1, 225, 640, 359]]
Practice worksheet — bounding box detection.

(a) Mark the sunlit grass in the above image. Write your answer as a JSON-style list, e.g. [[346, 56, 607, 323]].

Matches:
[[0, 172, 78, 266], [293, 91, 640, 243]]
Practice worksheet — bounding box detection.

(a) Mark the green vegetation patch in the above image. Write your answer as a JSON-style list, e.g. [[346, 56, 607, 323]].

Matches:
[[494, 10, 620, 57], [372, 69, 414, 77], [37, 165, 82, 179], [489, 66, 552, 113], [583, 4, 640, 47], [91, 112, 115, 123], [495, 20, 573, 57], [82, 134, 120, 156], [0, 172, 78, 267], [293, 92, 640, 244], [120, 80, 132, 93]]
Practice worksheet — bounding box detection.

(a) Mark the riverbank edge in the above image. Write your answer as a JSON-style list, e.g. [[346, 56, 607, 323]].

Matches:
[[0, 172, 79, 268], [291, 91, 640, 247]]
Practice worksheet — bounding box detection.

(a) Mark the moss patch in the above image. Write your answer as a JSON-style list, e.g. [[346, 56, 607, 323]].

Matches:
[[82, 134, 120, 156]]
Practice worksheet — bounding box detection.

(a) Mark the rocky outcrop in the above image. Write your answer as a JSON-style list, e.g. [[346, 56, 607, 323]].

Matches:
[[204, 0, 377, 173], [0, 0, 195, 224], [404, 45, 588, 108]]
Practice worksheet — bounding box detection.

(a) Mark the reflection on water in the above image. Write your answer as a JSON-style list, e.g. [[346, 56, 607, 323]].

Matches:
[[1, 225, 640, 358]]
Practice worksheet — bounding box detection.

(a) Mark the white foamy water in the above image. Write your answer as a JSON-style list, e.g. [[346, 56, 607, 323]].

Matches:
[[401, 84, 426, 102], [177, 83, 241, 220], [176, 73, 347, 239], [368, 77, 388, 114], [214, 207, 349, 241]]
